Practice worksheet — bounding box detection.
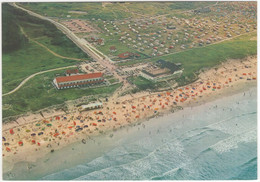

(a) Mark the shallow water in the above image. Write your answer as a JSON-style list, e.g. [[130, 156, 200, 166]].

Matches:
[[3, 87, 257, 180]]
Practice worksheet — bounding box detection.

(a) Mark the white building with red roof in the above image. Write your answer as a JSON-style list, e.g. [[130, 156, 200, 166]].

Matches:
[[53, 72, 104, 89]]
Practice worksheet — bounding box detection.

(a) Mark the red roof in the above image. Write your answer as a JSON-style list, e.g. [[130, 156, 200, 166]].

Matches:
[[66, 69, 79, 74], [118, 51, 132, 59], [56, 73, 103, 83]]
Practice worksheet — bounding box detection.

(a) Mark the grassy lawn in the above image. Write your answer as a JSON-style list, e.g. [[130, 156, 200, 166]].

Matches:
[[2, 42, 77, 94], [129, 76, 156, 91], [19, 2, 131, 20], [2, 69, 121, 118]]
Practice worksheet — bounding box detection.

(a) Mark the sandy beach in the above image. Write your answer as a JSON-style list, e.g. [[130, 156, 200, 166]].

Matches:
[[2, 56, 257, 172]]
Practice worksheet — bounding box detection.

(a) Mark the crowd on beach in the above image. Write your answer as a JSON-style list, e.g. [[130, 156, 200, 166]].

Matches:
[[2, 57, 257, 165]]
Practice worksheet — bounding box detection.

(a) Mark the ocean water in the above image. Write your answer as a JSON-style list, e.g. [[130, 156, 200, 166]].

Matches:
[[3, 86, 257, 180]]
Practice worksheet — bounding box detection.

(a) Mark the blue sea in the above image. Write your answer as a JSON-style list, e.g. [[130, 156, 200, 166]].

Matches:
[[3, 86, 257, 180]]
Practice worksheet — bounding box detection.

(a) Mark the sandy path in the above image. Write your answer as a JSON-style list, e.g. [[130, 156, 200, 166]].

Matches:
[[2, 65, 76, 96]]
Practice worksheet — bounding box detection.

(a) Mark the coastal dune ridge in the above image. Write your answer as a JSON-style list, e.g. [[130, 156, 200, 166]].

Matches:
[[2, 56, 257, 175]]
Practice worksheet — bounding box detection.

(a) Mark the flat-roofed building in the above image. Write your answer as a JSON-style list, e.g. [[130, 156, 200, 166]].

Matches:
[[78, 102, 103, 111], [140, 60, 183, 82], [53, 72, 104, 89]]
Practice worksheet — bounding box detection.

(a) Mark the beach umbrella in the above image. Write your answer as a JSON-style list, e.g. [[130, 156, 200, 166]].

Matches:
[[136, 115, 140, 118], [53, 133, 59, 137], [243, 73, 247, 75], [6, 147, 11, 152], [4, 143, 9, 146], [84, 125, 89, 128], [132, 106, 136, 109], [212, 89, 215, 91], [73, 121, 76, 126], [252, 77, 256, 80], [26, 129, 31, 133], [36, 123, 41, 126], [37, 142, 41, 146], [114, 118, 117, 121], [207, 86, 211, 88], [18, 141, 23, 146], [2, 137, 6, 141], [9, 129, 14, 135], [92, 123, 97, 126], [31, 133, 36, 137], [47, 124, 52, 127], [68, 126, 73, 129], [62, 131, 66, 135], [113, 112, 117, 115], [42, 127, 45, 131], [31, 140, 36, 144], [38, 132, 44, 136], [43, 120, 49, 124]]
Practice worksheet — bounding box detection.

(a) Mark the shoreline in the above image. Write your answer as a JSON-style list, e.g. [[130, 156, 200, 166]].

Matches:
[[2, 56, 257, 172]]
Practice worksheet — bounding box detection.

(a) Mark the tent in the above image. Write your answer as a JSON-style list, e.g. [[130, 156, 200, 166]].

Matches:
[[18, 141, 23, 146], [9, 129, 14, 135], [6, 147, 11, 152]]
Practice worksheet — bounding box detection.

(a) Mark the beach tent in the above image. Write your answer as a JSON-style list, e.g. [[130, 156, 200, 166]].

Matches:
[[2, 137, 6, 141], [73, 121, 76, 126], [62, 131, 66, 135], [47, 124, 52, 127], [37, 142, 41, 146], [113, 112, 117, 115], [9, 129, 14, 135], [36, 123, 41, 126], [6, 147, 11, 152], [53, 133, 59, 137], [32, 140, 36, 144], [31, 133, 36, 137], [92, 123, 97, 126], [18, 141, 23, 146]]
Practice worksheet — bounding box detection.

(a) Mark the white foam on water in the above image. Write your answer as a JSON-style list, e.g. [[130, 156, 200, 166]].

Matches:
[[211, 128, 257, 154]]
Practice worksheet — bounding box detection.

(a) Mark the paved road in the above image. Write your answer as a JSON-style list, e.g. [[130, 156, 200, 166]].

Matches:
[[11, 2, 125, 85]]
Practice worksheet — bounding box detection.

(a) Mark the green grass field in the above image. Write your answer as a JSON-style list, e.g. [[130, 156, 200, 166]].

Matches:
[[2, 69, 121, 118], [2, 4, 89, 94], [2, 42, 77, 94]]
